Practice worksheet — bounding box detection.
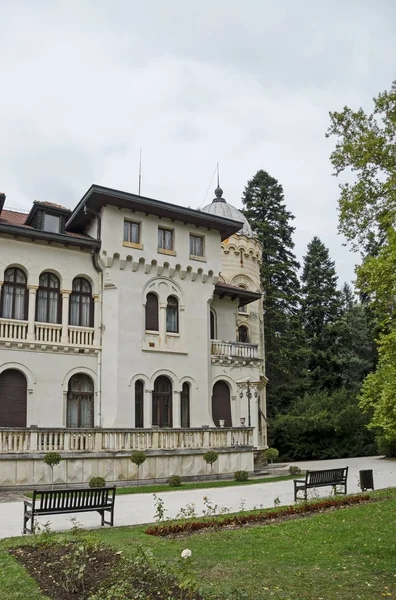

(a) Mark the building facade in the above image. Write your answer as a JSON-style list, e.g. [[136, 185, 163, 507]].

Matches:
[[0, 185, 267, 487]]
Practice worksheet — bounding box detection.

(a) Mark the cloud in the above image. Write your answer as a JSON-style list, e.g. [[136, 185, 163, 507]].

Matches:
[[0, 0, 395, 285]]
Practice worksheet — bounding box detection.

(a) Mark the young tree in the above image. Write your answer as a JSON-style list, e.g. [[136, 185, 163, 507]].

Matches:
[[327, 79, 396, 441], [242, 170, 305, 416]]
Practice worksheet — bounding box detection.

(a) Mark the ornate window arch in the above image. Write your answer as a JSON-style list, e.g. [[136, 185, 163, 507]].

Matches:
[[1, 267, 27, 320]]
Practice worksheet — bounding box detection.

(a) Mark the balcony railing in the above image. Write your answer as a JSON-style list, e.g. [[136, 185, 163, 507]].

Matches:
[[211, 340, 259, 360], [0, 427, 254, 454], [0, 318, 95, 347], [0, 318, 28, 341]]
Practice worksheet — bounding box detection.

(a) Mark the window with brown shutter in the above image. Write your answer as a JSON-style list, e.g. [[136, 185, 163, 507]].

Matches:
[[181, 382, 190, 428], [145, 293, 159, 331], [135, 380, 144, 428]]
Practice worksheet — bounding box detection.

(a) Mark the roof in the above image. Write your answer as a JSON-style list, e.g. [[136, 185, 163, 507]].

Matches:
[[26, 200, 72, 226], [0, 208, 99, 248], [214, 282, 262, 307], [66, 184, 244, 241], [202, 187, 254, 237], [33, 200, 71, 211]]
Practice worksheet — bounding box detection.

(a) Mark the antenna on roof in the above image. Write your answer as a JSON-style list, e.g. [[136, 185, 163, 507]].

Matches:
[[138, 147, 142, 196], [217, 162, 220, 187]]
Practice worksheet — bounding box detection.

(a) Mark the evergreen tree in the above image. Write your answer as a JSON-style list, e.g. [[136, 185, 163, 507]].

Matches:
[[301, 237, 342, 391], [241, 170, 305, 416]]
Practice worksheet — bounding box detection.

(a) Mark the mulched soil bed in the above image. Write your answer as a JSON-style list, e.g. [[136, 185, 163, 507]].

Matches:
[[9, 541, 204, 600]]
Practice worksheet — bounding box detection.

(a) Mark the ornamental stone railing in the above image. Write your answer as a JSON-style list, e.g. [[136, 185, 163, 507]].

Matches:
[[0, 318, 95, 347], [0, 427, 254, 454], [211, 340, 259, 360]]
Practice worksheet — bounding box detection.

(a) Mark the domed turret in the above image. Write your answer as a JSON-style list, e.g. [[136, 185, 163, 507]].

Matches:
[[202, 187, 254, 238]]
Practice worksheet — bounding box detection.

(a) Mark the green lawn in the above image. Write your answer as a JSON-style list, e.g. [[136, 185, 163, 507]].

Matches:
[[1, 488, 396, 600]]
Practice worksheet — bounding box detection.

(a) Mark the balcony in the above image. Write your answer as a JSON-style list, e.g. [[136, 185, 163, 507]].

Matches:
[[0, 318, 95, 350], [211, 339, 261, 364], [0, 426, 254, 454]]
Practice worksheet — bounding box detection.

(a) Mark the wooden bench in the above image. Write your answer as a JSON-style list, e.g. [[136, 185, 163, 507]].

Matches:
[[23, 487, 116, 534], [294, 467, 348, 501]]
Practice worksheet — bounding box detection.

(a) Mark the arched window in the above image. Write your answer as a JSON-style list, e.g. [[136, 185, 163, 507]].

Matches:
[[0, 369, 27, 427], [152, 375, 172, 427], [181, 382, 190, 428], [36, 272, 61, 323], [67, 374, 94, 428], [212, 380, 232, 427], [166, 296, 178, 333], [70, 277, 93, 327], [238, 325, 249, 343], [238, 285, 248, 314], [145, 293, 159, 331], [135, 380, 144, 428], [1, 267, 27, 320], [210, 309, 216, 340]]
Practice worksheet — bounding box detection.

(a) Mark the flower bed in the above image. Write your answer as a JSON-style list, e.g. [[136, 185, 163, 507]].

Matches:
[[145, 494, 371, 537]]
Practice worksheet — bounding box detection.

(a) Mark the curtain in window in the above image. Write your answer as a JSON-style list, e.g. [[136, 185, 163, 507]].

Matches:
[[166, 296, 178, 333], [158, 229, 173, 250], [1, 268, 27, 320], [70, 278, 92, 327], [37, 273, 60, 323], [190, 235, 203, 256], [67, 374, 94, 428]]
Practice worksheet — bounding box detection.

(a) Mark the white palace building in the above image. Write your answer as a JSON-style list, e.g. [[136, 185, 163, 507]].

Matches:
[[0, 184, 267, 487]]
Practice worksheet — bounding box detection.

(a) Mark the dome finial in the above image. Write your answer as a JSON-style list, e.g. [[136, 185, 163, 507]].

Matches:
[[213, 162, 226, 202]]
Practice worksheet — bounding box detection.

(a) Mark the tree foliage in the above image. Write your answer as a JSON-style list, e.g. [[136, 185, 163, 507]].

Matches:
[[242, 170, 305, 415], [327, 79, 396, 441]]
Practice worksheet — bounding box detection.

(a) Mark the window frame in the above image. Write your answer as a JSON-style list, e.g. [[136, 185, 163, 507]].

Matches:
[[36, 272, 61, 324], [123, 220, 141, 247], [145, 292, 159, 331], [166, 295, 179, 334], [238, 325, 249, 343], [135, 380, 144, 428], [152, 375, 173, 427], [181, 382, 190, 428], [43, 213, 61, 233], [157, 227, 174, 253], [189, 233, 205, 258], [66, 374, 94, 428], [69, 277, 93, 328], [0, 267, 28, 320]]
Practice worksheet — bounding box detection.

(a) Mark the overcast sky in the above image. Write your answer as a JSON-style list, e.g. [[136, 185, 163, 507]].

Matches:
[[1, 1, 395, 286]]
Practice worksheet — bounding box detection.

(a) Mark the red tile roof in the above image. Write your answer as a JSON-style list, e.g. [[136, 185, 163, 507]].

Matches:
[[0, 208, 92, 240], [33, 200, 71, 211]]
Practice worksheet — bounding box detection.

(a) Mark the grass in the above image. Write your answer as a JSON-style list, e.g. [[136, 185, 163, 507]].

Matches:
[[24, 473, 296, 498], [1, 487, 396, 600]]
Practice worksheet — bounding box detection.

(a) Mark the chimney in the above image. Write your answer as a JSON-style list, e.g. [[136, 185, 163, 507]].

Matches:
[[0, 193, 5, 215]]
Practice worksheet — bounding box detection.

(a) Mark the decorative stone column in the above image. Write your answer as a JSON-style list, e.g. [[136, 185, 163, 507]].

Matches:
[[93, 294, 100, 345], [60, 290, 71, 344], [144, 389, 152, 428], [159, 302, 167, 345], [27, 285, 38, 341], [173, 390, 181, 428]]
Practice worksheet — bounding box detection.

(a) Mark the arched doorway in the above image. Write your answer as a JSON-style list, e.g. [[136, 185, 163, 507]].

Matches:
[[0, 369, 27, 427], [212, 381, 232, 427], [67, 374, 94, 428], [152, 376, 172, 427]]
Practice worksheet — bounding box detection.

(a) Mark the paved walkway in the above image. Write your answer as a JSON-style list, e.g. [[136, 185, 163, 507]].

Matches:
[[0, 456, 394, 539]]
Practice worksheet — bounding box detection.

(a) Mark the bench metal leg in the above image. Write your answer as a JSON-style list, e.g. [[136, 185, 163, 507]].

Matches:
[[23, 510, 33, 535]]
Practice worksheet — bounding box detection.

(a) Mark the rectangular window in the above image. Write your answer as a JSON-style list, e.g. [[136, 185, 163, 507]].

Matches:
[[158, 227, 173, 251], [189, 234, 204, 257], [43, 214, 60, 233], [124, 221, 140, 244]]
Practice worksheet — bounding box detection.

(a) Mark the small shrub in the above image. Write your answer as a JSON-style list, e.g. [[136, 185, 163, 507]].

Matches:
[[130, 450, 147, 467], [203, 451, 219, 467], [43, 452, 62, 489], [168, 475, 182, 487], [264, 447, 279, 464], [289, 466, 302, 475], [89, 476, 106, 488], [234, 470, 249, 482]]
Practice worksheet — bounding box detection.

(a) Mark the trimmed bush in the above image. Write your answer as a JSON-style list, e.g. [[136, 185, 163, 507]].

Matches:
[[264, 447, 279, 463], [234, 470, 249, 482], [130, 450, 147, 467], [289, 466, 302, 475], [168, 475, 182, 487], [203, 451, 219, 466], [89, 476, 106, 488]]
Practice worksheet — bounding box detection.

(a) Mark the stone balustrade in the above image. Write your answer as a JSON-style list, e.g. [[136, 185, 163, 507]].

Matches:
[[0, 427, 254, 454], [0, 318, 95, 347], [211, 339, 259, 360]]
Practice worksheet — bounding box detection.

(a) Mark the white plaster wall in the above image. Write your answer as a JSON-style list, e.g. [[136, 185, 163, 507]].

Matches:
[[0, 349, 98, 427], [0, 236, 99, 292], [210, 297, 238, 341]]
